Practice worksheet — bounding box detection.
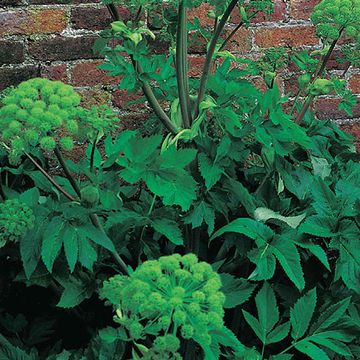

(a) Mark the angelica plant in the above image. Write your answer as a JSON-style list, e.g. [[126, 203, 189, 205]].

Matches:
[[0, 199, 35, 246], [101, 254, 242, 358]]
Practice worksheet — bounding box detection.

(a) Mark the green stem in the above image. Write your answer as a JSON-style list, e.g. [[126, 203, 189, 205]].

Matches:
[[195, 0, 239, 119], [54, 146, 81, 197], [176, 0, 191, 128], [24, 152, 76, 201], [105, 4, 178, 134], [295, 94, 314, 123], [90, 213, 129, 275], [90, 134, 98, 174]]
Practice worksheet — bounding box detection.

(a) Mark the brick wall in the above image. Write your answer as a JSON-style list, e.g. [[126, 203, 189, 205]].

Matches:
[[0, 0, 359, 145]]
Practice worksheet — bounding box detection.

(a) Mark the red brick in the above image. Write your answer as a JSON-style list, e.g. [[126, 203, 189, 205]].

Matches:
[[314, 97, 360, 120], [0, 40, 24, 65], [41, 64, 68, 83], [112, 89, 144, 111], [289, 0, 321, 20], [71, 61, 120, 87], [71, 6, 132, 31], [0, 66, 39, 91], [340, 123, 360, 143], [349, 73, 360, 94], [221, 28, 253, 53], [28, 36, 100, 61], [188, 3, 214, 27], [255, 25, 319, 48], [0, 9, 67, 35], [188, 56, 206, 78], [252, 0, 287, 23], [78, 89, 111, 109]]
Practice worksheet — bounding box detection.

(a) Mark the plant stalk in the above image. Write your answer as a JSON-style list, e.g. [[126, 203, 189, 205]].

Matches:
[[195, 0, 239, 119], [24, 152, 76, 202], [106, 4, 178, 134], [176, 1, 191, 128], [54, 146, 81, 197]]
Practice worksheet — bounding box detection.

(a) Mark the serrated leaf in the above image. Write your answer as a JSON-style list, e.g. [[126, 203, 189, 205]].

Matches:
[[211, 218, 274, 244], [63, 226, 78, 273], [225, 179, 257, 216], [295, 340, 330, 360], [78, 234, 97, 271], [256, 282, 279, 337], [81, 224, 115, 252], [41, 217, 64, 272], [248, 246, 276, 281], [254, 207, 306, 229], [311, 297, 352, 333], [267, 322, 290, 344], [198, 153, 223, 190], [299, 216, 336, 237], [272, 236, 305, 290], [242, 310, 263, 341], [57, 277, 95, 308], [184, 201, 215, 235], [291, 288, 317, 340], [295, 241, 330, 271], [220, 273, 256, 308], [152, 218, 183, 245]]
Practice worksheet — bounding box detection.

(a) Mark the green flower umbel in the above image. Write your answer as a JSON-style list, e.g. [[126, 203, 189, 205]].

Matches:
[[0, 199, 35, 245], [0, 78, 81, 164], [101, 254, 226, 356]]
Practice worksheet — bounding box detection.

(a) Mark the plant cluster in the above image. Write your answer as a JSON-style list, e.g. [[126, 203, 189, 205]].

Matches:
[[0, 0, 359, 359]]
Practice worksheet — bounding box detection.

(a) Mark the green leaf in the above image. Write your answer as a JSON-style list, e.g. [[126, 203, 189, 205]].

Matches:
[[291, 288, 317, 340], [41, 216, 64, 272], [299, 216, 336, 237], [63, 226, 78, 273], [184, 201, 215, 235], [254, 207, 306, 229], [57, 276, 95, 308], [295, 241, 330, 271], [211, 218, 274, 244], [152, 218, 183, 245], [267, 322, 290, 344], [18, 188, 40, 207], [81, 224, 115, 253], [311, 297, 352, 333], [256, 282, 279, 338], [295, 340, 330, 360], [248, 246, 276, 281], [242, 310, 263, 341], [198, 153, 223, 190], [77, 234, 97, 271], [271, 236, 305, 290], [225, 179, 257, 216], [220, 273, 256, 308]]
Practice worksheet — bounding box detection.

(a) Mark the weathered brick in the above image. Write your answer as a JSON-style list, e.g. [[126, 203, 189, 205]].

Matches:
[[78, 89, 111, 109], [255, 26, 319, 48], [0, 9, 67, 35], [71, 6, 132, 31], [28, 36, 99, 61], [71, 61, 120, 86], [349, 73, 360, 94], [112, 89, 144, 111], [119, 113, 149, 131], [289, 0, 320, 20], [340, 123, 360, 143], [0, 66, 39, 91], [0, 40, 24, 65], [314, 97, 360, 120], [41, 64, 68, 83], [188, 3, 214, 27], [221, 28, 253, 53], [188, 56, 205, 78], [1, 0, 23, 6]]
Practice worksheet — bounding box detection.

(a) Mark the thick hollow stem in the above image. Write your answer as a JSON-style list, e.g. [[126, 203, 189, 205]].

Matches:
[[106, 4, 177, 134], [54, 146, 81, 197], [195, 0, 239, 119], [295, 95, 314, 123], [176, 1, 191, 128], [24, 152, 76, 201], [90, 135, 98, 174]]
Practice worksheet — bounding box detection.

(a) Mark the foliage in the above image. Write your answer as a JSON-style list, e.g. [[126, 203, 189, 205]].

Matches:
[[0, 0, 360, 359]]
